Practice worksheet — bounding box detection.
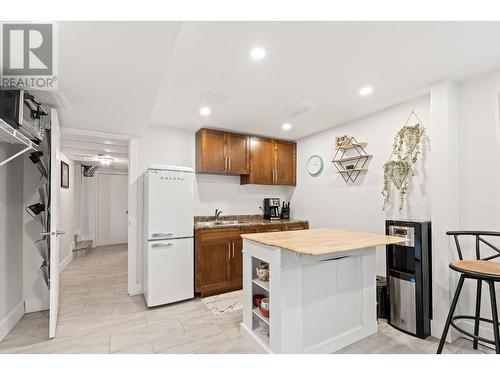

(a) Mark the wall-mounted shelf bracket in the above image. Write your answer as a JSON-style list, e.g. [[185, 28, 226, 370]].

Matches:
[[0, 119, 38, 167]]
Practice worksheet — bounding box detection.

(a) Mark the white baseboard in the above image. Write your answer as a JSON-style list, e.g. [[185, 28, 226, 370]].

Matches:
[[458, 319, 496, 350], [24, 297, 49, 314], [128, 283, 143, 296], [59, 250, 74, 273], [431, 319, 460, 342], [0, 302, 24, 342]]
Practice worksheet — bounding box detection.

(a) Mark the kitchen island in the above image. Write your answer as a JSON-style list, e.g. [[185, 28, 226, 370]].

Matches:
[[239, 228, 407, 354]]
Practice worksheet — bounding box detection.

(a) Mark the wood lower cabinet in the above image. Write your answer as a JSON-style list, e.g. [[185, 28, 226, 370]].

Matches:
[[197, 236, 233, 296], [196, 128, 249, 175], [195, 222, 308, 297], [241, 137, 296, 186]]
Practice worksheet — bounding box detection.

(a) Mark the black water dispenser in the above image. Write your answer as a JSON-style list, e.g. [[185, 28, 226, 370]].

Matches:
[[386, 220, 432, 338]]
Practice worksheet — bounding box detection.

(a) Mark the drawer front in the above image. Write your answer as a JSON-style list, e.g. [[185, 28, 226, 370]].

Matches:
[[284, 222, 308, 231], [259, 224, 284, 233]]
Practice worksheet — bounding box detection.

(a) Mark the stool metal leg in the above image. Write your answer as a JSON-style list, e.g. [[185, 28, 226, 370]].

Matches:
[[487, 281, 500, 354], [473, 280, 482, 349], [437, 274, 466, 354]]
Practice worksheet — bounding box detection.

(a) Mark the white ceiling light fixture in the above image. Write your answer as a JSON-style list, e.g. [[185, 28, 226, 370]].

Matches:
[[199, 106, 211, 117], [359, 86, 374, 97], [97, 154, 113, 166], [250, 47, 266, 61], [282, 123, 292, 131]]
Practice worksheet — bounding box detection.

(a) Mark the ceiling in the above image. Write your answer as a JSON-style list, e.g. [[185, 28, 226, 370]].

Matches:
[[60, 128, 129, 170], [55, 21, 500, 141]]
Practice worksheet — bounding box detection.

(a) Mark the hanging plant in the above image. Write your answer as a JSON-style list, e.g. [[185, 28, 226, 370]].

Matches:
[[382, 114, 424, 210]]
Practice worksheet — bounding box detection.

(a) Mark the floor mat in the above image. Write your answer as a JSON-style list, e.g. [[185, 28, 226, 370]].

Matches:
[[202, 290, 243, 316]]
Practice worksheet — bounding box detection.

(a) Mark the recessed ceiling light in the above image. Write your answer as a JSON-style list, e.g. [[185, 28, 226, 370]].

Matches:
[[199, 106, 211, 117], [359, 86, 374, 97], [282, 123, 292, 131], [250, 47, 266, 61]]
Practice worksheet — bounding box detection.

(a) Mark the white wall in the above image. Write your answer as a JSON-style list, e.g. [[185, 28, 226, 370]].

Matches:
[[454, 70, 500, 342], [58, 153, 76, 271], [79, 166, 96, 243], [96, 173, 128, 246], [0, 144, 24, 341], [293, 96, 431, 275], [128, 124, 294, 294], [79, 168, 128, 246]]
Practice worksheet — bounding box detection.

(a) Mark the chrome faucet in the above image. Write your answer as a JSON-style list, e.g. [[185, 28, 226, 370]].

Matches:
[[215, 209, 223, 222]]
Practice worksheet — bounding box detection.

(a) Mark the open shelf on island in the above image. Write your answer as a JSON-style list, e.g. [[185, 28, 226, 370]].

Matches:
[[253, 307, 269, 325], [252, 278, 269, 292]]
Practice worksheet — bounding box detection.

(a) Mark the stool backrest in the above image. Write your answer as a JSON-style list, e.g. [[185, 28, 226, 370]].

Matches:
[[446, 231, 500, 261]]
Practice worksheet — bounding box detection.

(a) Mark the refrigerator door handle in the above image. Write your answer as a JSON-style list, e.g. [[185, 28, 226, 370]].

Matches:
[[152, 242, 173, 248], [152, 232, 173, 238]]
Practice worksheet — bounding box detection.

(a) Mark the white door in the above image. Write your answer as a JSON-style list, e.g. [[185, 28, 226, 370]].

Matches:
[[145, 169, 193, 240], [96, 173, 128, 246], [145, 237, 194, 307], [49, 109, 63, 338]]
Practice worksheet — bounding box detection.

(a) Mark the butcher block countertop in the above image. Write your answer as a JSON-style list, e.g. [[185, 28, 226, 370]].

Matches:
[[240, 228, 408, 256]]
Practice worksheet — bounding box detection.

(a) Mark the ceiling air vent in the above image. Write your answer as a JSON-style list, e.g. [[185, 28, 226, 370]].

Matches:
[[82, 165, 97, 177], [274, 101, 318, 120]]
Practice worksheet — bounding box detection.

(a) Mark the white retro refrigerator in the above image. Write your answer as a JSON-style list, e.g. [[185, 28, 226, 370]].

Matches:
[[143, 165, 194, 307]]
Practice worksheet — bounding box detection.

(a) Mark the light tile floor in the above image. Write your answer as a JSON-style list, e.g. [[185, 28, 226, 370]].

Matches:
[[0, 244, 494, 354]]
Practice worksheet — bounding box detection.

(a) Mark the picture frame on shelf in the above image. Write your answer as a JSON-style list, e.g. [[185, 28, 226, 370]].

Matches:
[[335, 135, 349, 149]]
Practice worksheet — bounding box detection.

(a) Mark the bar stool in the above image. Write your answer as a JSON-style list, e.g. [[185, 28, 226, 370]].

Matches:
[[437, 231, 500, 354]]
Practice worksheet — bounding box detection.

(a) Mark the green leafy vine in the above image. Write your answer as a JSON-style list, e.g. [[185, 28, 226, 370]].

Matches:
[[382, 123, 423, 210]]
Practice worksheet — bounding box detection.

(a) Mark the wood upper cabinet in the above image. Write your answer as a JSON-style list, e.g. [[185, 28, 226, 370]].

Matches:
[[275, 140, 296, 186], [242, 137, 275, 185], [226, 132, 249, 174], [196, 128, 296, 186], [195, 128, 249, 175], [241, 137, 296, 186]]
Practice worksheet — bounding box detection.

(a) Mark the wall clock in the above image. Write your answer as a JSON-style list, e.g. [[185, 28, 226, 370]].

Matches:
[[307, 155, 323, 176]]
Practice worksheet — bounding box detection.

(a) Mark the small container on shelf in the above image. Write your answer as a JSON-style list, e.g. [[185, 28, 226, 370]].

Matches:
[[256, 262, 269, 282], [253, 294, 266, 308], [260, 298, 270, 318]]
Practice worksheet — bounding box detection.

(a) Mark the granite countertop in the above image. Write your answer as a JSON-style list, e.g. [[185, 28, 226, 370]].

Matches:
[[194, 214, 308, 230], [241, 228, 408, 256]]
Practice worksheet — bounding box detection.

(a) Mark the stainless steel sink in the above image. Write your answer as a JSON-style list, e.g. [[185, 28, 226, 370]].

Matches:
[[197, 220, 247, 227]]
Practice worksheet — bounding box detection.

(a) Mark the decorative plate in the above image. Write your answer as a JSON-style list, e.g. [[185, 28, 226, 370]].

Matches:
[[307, 155, 323, 176]]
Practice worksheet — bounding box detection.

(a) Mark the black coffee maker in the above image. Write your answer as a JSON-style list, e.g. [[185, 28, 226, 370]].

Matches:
[[263, 198, 280, 220]]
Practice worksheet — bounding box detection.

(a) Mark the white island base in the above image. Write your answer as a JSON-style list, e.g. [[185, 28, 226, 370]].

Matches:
[[240, 239, 378, 354]]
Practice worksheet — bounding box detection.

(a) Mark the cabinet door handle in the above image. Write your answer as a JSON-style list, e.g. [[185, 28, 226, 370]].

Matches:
[[275, 169, 278, 182], [268, 229, 280, 232], [232, 242, 235, 258], [228, 157, 231, 171], [228, 243, 231, 258]]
